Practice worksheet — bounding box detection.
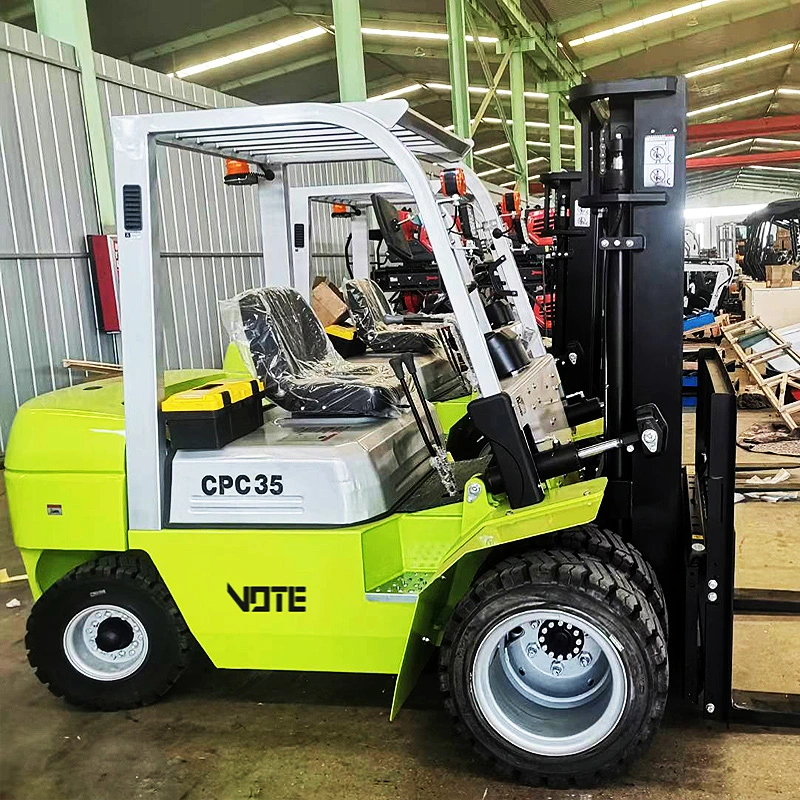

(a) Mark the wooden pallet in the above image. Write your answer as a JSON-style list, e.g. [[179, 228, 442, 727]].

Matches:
[[722, 317, 800, 431]]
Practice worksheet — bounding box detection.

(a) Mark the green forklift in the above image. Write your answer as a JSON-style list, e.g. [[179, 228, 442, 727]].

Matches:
[[8, 80, 789, 788]]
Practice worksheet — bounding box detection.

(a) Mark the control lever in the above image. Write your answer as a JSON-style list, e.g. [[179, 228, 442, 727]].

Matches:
[[474, 254, 517, 298], [389, 354, 457, 496]]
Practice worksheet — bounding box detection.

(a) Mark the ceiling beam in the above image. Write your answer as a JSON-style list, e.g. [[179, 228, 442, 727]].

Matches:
[[466, 0, 581, 83], [554, 0, 661, 36], [686, 150, 800, 170], [579, 0, 795, 72], [215, 52, 336, 92], [688, 114, 800, 142], [289, 4, 448, 26], [362, 42, 501, 61], [128, 7, 292, 63]]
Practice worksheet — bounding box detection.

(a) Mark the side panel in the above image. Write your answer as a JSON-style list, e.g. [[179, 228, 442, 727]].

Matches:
[[129, 527, 415, 674], [7, 471, 127, 551]]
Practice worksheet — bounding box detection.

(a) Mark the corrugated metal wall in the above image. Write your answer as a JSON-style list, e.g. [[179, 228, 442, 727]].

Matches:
[[0, 23, 110, 452], [94, 54, 265, 373], [0, 21, 409, 451]]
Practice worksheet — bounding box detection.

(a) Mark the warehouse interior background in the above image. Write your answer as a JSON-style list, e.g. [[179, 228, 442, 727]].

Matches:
[[0, 0, 799, 449], [1, 2, 799, 799]]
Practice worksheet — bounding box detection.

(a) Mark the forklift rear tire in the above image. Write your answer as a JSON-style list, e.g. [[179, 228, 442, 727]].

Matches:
[[440, 550, 668, 787], [26, 553, 194, 710]]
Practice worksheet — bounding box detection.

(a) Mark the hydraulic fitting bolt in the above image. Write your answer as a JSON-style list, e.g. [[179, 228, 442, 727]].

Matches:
[[708, 579, 718, 590], [706, 703, 715, 714], [579, 652, 592, 669], [708, 592, 718, 603], [550, 662, 563, 676]]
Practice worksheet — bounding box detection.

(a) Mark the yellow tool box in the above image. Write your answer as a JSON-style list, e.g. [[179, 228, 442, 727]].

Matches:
[[162, 378, 264, 449], [325, 323, 366, 357]]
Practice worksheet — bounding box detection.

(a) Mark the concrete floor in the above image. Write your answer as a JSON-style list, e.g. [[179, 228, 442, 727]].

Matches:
[[2, 463, 800, 800]]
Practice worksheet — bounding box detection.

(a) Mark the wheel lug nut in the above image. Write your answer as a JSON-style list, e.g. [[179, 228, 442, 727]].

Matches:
[[526, 643, 538, 658], [579, 652, 592, 668], [551, 662, 563, 676]]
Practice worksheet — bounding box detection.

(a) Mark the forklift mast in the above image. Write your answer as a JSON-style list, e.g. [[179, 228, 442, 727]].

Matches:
[[566, 78, 688, 611]]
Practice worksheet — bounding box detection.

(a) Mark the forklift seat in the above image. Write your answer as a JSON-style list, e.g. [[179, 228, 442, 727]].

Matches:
[[345, 279, 439, 354], [235, 287, 404, 417]]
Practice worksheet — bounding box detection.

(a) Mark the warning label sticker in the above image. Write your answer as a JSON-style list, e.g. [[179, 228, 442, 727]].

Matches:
[[643, 133, 676, 188]]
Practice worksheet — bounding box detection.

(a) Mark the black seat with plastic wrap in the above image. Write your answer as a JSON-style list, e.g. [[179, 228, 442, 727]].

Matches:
[[345, 278, 439, 354], [235, 287, 404, 417]]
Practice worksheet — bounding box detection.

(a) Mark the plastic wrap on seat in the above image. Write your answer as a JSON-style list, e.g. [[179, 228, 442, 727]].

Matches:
[[220, 287, 405, 418], [345, 278, 440, 354]]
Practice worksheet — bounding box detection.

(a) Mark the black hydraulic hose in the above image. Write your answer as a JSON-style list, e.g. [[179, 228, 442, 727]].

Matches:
[[400, 352, 444, 449], [389, 356, 435, 456]]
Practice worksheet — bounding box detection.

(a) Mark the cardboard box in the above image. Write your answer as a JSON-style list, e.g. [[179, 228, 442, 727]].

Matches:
[[311, 277, 349, 327], [766, 263, 795, 289]]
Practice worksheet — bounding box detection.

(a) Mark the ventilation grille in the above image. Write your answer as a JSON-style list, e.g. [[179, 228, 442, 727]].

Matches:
[[122, 184, 142, 231]]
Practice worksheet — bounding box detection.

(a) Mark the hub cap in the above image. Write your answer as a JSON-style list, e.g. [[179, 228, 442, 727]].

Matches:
[[471, 609, 627, 756], [63, 604, 149, 681]]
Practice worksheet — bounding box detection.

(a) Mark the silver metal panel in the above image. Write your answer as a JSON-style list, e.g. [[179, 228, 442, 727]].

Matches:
[[169, 407, 431, 526], [349, 352, 459, 401], [500, 354, 571, 446]]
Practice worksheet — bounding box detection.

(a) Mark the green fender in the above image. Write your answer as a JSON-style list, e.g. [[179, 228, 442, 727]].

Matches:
[[390, 476, 607, 717]]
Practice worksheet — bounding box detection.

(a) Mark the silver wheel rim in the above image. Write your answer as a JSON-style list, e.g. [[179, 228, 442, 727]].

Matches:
[[63, 604, 149, 681], [471, 609, 627, 756]]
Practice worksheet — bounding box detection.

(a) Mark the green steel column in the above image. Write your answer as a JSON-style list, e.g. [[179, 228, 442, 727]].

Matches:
[[573, 115, 582, 172], [332, 0, 367, 102], [445, 0, 470, 143], [34, 0, 115, 231], [509, 42, 528, 200], [548, 92, 562, 172]]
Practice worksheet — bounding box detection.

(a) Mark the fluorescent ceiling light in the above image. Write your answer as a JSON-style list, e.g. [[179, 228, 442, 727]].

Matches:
[[684, 203, 766, 219], [175, 27, 327, 78], [778, 87, 800, 95], [687, 139, 753, 158], [527, 140, 576, 150], [569, 0, 731, 47], [367, 83, 422, 101], [360, 27, 498, 44], [754, 137, 800, 146], [686, 89, 774, 117], [426, 82, 548, 100], [475, 142, 511, 155], [475, 140, 576, 155], [686, 43, 795, 78], [481, 116, 575, 131], [748, 164, 800, 173], [502, 157, 548, 168]]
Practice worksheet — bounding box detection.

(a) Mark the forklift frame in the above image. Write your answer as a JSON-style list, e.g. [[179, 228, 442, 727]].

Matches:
[[112, 101, 543, 532]]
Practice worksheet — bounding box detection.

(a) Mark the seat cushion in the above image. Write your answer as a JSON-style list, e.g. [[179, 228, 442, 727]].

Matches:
[[345, 278, 438, 354], [224, 286, 404, 417]]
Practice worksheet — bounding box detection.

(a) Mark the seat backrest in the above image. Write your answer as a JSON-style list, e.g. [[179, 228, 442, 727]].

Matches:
[[345, 278, 391, 339], [236, 287, 336, 389]]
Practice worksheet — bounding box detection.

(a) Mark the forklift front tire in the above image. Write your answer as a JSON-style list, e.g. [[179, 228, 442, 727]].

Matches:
[[440, 550, 668, 787], [26, 553, 194, 711]]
